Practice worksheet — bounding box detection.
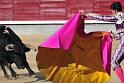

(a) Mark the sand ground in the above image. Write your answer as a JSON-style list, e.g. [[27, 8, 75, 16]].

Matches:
[[0, 34, 123, 83]]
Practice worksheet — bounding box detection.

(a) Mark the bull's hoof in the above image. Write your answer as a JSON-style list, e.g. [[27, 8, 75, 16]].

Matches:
[[4, 75, 11, 80], [5, 77, 11, 80], [12, 77, 18, 80], [12, 74, 19, 80], [12, 77, 17, 80], [30, 74, 37, 78]]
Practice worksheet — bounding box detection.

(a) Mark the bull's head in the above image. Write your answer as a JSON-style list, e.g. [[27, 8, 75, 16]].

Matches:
[[5, 44, 37, 52], [5, 44, 37, 69]]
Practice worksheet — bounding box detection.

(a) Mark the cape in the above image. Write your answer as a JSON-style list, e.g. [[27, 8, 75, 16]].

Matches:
[[36, 13, 112, 83]]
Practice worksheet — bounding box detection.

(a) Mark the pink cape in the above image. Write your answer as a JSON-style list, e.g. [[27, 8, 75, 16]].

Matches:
[[40, 13, 81, 50], [37, 13, 112, 83]]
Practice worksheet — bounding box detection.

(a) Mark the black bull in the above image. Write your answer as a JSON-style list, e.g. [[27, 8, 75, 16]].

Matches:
[[0, 26, 37, 79]]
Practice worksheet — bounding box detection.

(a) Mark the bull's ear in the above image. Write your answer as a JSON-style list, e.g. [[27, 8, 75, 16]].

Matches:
[[25, 44, 37, 51], [5, 44, 15, 51]]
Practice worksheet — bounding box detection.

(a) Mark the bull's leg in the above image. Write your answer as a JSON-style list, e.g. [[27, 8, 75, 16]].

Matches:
[[25, 61, 37, 77], [1, 65, 10, 79], [6, 63, 19, 79]]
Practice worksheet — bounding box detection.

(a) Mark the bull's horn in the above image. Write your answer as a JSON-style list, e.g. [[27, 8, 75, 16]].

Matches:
[[25, 44, 37, 51], [5, 44, 14, 51]]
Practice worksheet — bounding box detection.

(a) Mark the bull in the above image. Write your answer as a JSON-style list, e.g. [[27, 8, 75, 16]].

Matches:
[[0, 26, 37, 79]]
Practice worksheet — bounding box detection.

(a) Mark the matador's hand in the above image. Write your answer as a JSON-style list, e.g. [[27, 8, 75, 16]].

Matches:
[[79, 10, 88, 16]]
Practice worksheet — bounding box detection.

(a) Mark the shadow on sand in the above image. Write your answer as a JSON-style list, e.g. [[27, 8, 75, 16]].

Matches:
[[17, 72, 52, 83]]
